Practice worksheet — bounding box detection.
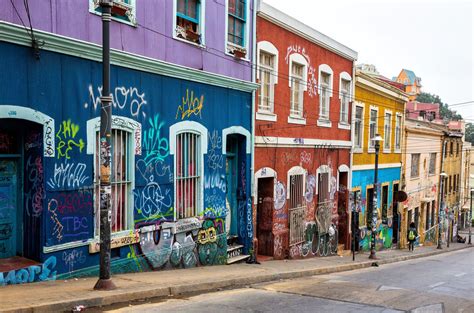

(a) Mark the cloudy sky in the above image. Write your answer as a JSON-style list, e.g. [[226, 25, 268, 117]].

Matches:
[[266, 0, 474, 121]]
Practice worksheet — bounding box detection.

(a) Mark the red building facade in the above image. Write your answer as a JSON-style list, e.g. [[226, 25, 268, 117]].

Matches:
[[254, 2, 357, 260]]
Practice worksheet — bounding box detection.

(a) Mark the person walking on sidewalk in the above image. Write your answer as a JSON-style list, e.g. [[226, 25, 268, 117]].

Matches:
[[407, 222, 418, 252]]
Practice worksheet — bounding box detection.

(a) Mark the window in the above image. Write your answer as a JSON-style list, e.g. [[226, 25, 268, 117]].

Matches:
[[381, 184, 389, 223], [448, 175, 452, 193], [288, 173, 305, 245], [411, 153, 420, 178], [384, 112, 391, 150], [354, 106, 363, 149], [175, 132, 201, 218], [395, 114, 401, 151], [369, 108, 377, 148], [94, 129, 133, 233], [227, 0, 246, 47], [175, 0, 203, 44], [89, 0, 137, 26], [456, 142, 459, 156], [320, 72, 331, 120], [339, 73, 351, 125], [290, 63, 304, 118], [258, 52, 275, 113], [450, 141, 453, 155], [429, 153, 436, 175], [318, 172, 329, 204]]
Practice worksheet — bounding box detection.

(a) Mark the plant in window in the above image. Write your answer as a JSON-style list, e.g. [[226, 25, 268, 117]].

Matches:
[[227, 0, 246, 56], [176, 0, 201, 44]]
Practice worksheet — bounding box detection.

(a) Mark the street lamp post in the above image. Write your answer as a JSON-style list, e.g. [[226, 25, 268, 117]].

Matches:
[[369, 134, 383, 260], [94, 0, 116, 291], [437, 172, 447, 249]]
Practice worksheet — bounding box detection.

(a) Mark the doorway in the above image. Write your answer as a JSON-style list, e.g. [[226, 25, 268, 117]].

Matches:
[[337, 171, 348, 248], [256, 177, 274, 256], [0, 119, 43, 266]]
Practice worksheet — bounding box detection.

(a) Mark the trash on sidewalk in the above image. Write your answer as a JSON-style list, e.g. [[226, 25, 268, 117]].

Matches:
[[72, 305, 86, 312]]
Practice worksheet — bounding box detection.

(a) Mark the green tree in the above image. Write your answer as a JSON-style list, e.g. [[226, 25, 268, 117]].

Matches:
[[465, 123, 474, 145]]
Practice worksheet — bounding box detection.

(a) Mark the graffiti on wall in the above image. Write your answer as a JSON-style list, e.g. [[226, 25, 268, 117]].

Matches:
[[142, 114, 169, 166], [25, 155, 44, 217], [176, 89, 204, 120], [47, 162, 89, 190], [0, 256, 57, 286], [134, 173, 172, 220], [56, 119, 85, 159], [138, 218, 226, 270], [285, 44, 318, 98], [274, 181, 286, 210], [85, 85, 147, 118]]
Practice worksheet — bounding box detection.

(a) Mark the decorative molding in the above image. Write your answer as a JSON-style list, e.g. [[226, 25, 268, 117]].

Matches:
[[255, 136, 352, 148], [352, 163, 402, 171], [287, 166, 306, 199], [222, 126, 251, 154], [0, 105, 55, 157], [0, 22, 258, 93], [258, 2, 358, 61], [257, 41, 279, 83], [256, 111, 277, 122]]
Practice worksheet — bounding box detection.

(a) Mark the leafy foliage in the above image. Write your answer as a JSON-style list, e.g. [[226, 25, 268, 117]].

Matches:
[[465, 123, 474, 145]]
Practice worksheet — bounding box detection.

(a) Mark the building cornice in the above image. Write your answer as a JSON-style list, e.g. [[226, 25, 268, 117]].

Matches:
[[257, 1, 357, 61], [255, 136, 352, 148], [356, 73, 409, 103], [0, 21, 258, 93]]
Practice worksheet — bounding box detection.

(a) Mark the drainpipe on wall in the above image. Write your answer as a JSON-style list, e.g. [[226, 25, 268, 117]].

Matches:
[[348, 60, 356, 244], [250, 0, 257, 200]]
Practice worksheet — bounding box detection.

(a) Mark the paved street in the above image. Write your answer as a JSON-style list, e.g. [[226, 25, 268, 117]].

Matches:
[[103, 248, 474, 313]]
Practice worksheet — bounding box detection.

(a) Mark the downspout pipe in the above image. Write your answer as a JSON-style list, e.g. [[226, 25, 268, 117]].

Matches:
[[251, 0, 257, 199]]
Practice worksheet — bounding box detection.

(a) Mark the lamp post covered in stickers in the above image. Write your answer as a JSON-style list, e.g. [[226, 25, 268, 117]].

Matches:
[[94, 0, 116, 291], [369, 134, 383, 260]]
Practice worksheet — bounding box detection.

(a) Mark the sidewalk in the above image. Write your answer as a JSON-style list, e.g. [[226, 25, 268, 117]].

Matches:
[[1, 243, 472, 313]]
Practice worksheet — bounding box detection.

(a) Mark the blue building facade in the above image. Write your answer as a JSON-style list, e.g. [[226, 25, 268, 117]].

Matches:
[[351, 166, 401, 251], [0, 21, 256, 285]]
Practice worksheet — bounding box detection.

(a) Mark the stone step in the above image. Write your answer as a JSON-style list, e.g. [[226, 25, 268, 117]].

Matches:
[[227, 244, 244, 253], [227, 254, 250, 265]]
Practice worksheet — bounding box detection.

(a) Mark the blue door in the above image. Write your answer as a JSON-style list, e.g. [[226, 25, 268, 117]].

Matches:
[[226, 154, 238, 237], [0, 160, 17, 258]]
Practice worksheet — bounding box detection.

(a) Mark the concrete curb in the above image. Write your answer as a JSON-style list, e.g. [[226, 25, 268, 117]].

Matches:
[[4, 245, 472, 313]]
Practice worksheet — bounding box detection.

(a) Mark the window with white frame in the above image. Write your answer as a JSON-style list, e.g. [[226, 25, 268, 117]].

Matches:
[[227, 0, 246, 48], [258, 51, 275, 113], [175, 0, 203, 44], [94, 129, 133, 233], [369, 108, 377, 148], [175, 132, 201, 219], [290, 62, 304, 117], [411, 153, 420, 178], [354, 106, 363, 149], [340, 79, 350, 124], [384, 112, 392, 150], [395, 114, 402, 151], [320, 72, 331, 120], [89, 0, 137, 26]]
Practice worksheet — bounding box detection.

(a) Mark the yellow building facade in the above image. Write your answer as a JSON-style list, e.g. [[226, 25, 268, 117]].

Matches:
[[351, 71, 408, 250]]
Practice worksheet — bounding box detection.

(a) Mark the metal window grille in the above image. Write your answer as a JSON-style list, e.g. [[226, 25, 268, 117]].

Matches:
[[384, 113, 391, 149], [431, 200, 435, 228], [411, 154, 420, 178], [355, 107, 363, 148], [289, 174, 305, 245], [290, 63, 304, 117], [320, 72, 330, 119], [176, 132, 200, 219], [429, 153, 436, 175], [259, 52, 274, 112], [340, 79, 350, 123], [395, 115, 401, 149], [369, 109, 377, 147], [95, 129, 131, 233], [425, 202, 431, 231]]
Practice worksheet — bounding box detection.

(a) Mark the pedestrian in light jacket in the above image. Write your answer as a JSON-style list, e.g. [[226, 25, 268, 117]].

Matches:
[[407, 222, 418, 252]]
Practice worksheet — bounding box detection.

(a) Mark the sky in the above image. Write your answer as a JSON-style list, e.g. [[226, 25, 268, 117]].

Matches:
[[266, 0, 474, 121]]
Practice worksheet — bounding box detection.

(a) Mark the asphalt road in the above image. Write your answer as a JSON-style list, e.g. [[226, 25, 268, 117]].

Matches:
[[104, 248, 474, 313]]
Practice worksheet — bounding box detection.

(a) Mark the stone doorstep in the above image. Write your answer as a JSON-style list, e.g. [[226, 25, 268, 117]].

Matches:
[[1, 244, 472, 313]]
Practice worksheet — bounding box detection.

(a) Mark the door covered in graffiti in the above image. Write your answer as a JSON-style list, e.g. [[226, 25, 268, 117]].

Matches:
[[257, 177, 274, 256], [0, 160, 17, 258]]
